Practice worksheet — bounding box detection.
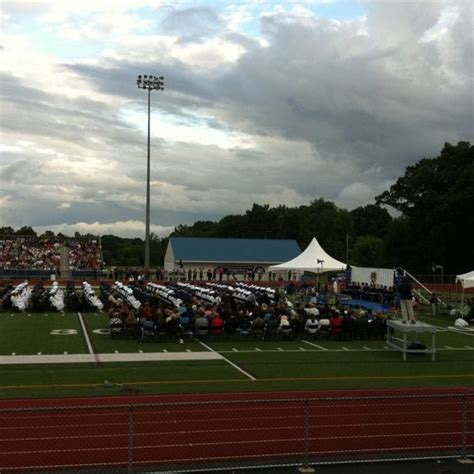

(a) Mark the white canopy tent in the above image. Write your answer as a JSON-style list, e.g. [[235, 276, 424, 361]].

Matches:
[[456, 270, 474, 289], [456, 270, 474, 305], [268, 237, 346, 273]]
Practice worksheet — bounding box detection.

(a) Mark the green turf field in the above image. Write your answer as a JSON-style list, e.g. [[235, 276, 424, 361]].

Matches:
[[0, 310, 473, 399]]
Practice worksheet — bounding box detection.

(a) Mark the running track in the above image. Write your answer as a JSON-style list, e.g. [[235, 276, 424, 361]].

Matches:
[[0, 387, 473, 472]]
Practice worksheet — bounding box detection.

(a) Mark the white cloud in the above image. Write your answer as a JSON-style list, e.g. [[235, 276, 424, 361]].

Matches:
[[0, 195, 13, 208], [33, 220, 174, 238]]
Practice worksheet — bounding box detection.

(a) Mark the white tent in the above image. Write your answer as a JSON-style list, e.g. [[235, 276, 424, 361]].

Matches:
[[268, 237, 346, 273], [456, 270, 474, 289]]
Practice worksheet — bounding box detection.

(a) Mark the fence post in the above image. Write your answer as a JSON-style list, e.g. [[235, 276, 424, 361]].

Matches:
[[128, 405, 134, 473], [461, 394, 468, 459], [298, 399, 315, 473]]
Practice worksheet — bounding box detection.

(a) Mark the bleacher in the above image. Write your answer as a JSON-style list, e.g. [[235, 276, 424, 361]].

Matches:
[[0, 235, 104, 280]]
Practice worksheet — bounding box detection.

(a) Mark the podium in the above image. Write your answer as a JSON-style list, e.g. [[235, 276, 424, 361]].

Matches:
[[386, 320, 437, 361]]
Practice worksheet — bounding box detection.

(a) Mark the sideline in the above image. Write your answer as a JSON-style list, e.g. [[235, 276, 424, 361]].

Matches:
[[0, 351, 223, 365], [199, 341, 256, 381]]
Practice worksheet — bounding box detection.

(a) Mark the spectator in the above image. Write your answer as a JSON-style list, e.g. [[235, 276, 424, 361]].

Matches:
[[304, 314, 319, 339], [330, 310, 344, 339], [210, 312, 224, 336], [430, 293, 439, 317]]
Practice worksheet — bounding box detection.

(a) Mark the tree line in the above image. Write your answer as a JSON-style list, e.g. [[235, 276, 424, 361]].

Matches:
[[1, 141, 472, 274]]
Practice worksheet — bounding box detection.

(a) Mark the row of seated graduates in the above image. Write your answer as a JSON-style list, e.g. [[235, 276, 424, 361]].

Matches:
[[101, 281, 188, 341], [98, 279, 390, 342], [342, 282, 396, 306], [0, 280, 91, 313], [105, 287, 389, 343], [0, 281, 18, 310], [30, 281, 100, 313]]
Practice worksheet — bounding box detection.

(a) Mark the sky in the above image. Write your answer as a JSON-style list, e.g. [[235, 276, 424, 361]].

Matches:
[[1, 0, 473, 239]]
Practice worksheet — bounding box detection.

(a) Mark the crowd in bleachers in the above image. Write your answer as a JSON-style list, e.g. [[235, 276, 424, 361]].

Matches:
[[0, 237, 103, 271], [0, 237, 60, 270]]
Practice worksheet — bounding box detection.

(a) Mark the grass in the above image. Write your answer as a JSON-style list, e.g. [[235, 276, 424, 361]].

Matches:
[[0, 312, 86, 355], [0, 308, 473, 399]]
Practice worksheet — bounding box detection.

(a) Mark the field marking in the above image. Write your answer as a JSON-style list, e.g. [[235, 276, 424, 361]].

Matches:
[[2, 372, 474, 391], [302, 340, 327, 350], [0, 352, 222, 365], [446, 327, 474, 337], [198, 341, 256, 381], [218, 348, 387, 354], [77, 312, 94, 355], [1, 345, 472, 363]]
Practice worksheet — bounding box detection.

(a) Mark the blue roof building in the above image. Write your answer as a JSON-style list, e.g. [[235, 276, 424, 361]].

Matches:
[[164, 237, 301, 273]]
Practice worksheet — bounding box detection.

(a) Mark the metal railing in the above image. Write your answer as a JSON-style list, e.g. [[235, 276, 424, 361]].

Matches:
[[0, 391, 472, 473]]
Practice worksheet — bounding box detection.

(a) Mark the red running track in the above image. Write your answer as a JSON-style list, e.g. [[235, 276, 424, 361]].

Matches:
[[0, 387, 473, 472]]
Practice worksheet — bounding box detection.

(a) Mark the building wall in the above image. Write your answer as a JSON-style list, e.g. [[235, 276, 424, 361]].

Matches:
[[164, 239, 299, 280]]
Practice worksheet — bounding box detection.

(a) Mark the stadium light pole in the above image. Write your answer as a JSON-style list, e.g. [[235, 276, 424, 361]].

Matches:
[[136, 74, 164, 274], [432, 264, 444, 291]]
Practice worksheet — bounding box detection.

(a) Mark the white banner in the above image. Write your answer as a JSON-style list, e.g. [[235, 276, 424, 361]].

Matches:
[[351, 266, 395, 288]]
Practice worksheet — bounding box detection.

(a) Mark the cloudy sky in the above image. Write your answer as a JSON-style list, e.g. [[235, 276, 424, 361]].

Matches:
[[1, 0, 472, 238]]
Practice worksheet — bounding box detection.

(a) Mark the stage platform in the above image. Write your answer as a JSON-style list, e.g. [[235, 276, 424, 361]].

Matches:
[[386, 320, 438, 361]]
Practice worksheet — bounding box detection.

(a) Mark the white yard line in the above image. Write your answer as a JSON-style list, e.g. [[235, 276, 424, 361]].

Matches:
[[77, 312, 94, 355], [302, 340, 328, 350], [198, 341, 256, 381]]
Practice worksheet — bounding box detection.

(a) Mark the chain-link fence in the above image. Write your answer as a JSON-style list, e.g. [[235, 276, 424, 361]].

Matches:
[[1, 391, 472, 473]]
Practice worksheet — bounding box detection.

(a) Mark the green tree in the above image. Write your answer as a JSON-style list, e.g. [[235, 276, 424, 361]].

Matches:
[[298, 199, 352, 260], [351, 235, 385, 267], [351, 204, 392, 239], [171, 221, 218, 237], [17, 226, 36, 236], [376, 141, 474, 273], [382, 217, 413, 269], [216, 214, 248, 238], [39, 230, 56, 239], [0, 226, 15, 236], [243, 204, 272, 238], [272, 205, 300, 240]]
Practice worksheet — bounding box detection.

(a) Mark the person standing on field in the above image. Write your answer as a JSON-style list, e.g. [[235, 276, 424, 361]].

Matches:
[[398, 276, 416, 324], [430, 292, 439, 316]]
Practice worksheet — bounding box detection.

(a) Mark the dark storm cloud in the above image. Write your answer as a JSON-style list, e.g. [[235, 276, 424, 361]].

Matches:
[[161, 6, 223, 42], [206, 4, 473, 181]]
